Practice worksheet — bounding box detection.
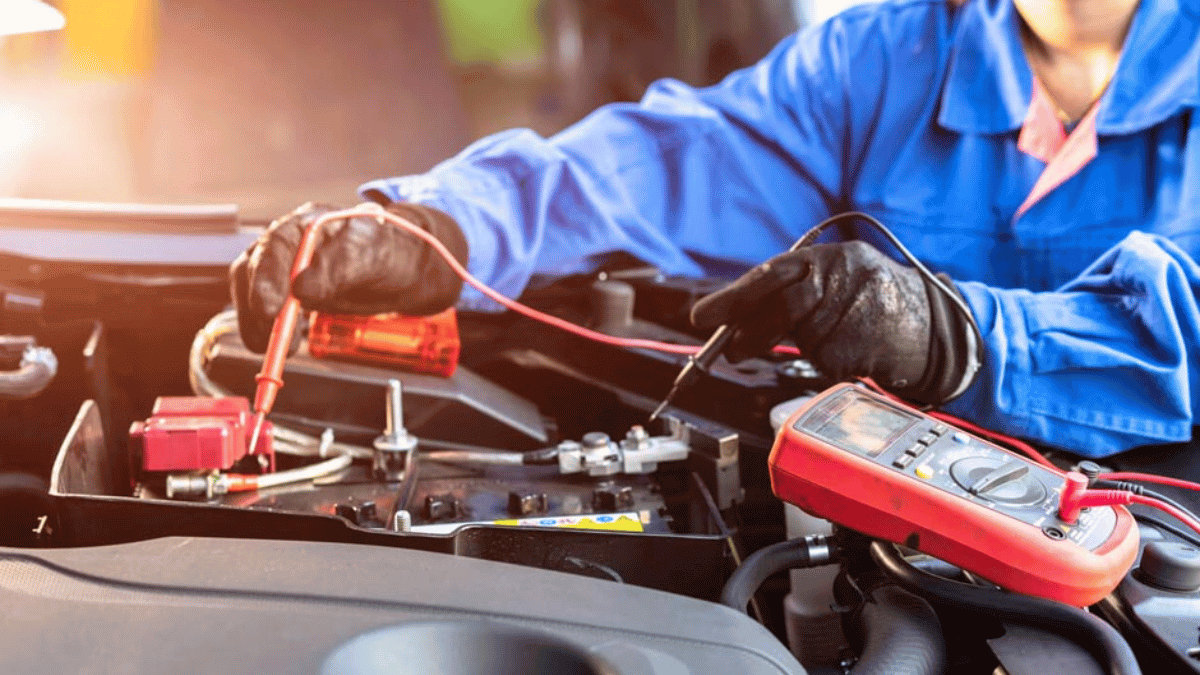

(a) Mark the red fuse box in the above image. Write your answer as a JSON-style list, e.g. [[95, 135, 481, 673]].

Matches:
[[131, 396, 273, 472], [308, 308, 460, 377]]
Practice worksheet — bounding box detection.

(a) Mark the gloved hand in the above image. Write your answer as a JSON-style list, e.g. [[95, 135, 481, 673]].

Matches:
[[691, 241, 978, 405], [230, 201, 468, 353]]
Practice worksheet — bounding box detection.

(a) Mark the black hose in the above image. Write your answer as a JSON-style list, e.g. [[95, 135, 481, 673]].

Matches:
[[720, 536, 835, 613], [851, 585, 946, 675], [721, 536, 946, 675], [1134, 512, 1200, 548], [869, 541, 1141, 675]]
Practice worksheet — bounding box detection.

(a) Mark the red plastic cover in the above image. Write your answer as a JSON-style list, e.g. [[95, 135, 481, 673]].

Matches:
[[131, 396, 273, 472]]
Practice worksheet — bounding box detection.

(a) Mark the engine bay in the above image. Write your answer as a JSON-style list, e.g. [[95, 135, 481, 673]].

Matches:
[[2, 245, 1200, 675]]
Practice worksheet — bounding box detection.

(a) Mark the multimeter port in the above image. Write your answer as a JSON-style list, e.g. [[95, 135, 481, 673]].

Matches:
[[769, 383, 1139, 606]]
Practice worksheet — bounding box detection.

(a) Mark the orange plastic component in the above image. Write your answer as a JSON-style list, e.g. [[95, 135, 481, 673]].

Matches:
[[308, 308, 460, 377]]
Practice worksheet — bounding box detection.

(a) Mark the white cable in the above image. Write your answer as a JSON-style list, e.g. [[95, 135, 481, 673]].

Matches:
[[254, 451, 353, 489], [423, 450, 525, 466], [188, 308, 238, 398], [188, 310, 375, 459], [271, 424, 374, 460]]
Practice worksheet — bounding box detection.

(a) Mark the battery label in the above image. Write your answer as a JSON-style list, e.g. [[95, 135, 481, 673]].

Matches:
[[494, 512, 645, 531], [410, 511, 647, 535]]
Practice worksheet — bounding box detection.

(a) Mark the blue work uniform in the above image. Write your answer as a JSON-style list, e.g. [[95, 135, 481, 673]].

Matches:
[[361, 0, 1200, 458]]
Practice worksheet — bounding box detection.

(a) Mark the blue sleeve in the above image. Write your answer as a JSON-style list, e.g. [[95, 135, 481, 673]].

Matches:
[[942, 231, 1200, 457], [359, 28, 852, 309]]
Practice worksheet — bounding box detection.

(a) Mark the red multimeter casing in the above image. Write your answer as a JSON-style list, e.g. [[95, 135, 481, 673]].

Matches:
[[770, 383, 1138, 606]]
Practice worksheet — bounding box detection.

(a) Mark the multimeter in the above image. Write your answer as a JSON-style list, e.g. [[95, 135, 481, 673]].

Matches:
[[770, 383, 1139, 606]]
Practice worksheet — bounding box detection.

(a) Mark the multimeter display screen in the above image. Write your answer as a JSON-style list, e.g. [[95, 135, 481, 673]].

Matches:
[[812, 397, 916, 457]]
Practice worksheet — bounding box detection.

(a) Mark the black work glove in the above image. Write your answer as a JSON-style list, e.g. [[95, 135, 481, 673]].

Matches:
[[691, 241, 978, 405], [230, 201, 468, 353]]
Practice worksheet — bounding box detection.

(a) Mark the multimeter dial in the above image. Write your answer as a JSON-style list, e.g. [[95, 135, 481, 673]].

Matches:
[[949, 456, 1047, 507]]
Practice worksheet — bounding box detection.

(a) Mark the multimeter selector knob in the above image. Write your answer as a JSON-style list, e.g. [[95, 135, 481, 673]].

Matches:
[[949, 456, 1047, 507]]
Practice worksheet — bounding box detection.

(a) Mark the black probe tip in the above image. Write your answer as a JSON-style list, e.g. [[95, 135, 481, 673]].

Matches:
[[648, 388, 678, 423], [648, 324, 737, 423]]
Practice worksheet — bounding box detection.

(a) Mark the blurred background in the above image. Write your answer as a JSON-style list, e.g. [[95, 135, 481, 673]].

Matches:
[[0, 0, 866, 221]]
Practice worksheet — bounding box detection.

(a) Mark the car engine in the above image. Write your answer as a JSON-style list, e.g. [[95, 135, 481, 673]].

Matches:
[[0, 235, 1197, 675]]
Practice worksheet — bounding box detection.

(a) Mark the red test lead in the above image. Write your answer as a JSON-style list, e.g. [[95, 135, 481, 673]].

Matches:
[[1058, 471, 1132, 524], [246, 202, 803, 451], [247, 208, 345, 457]]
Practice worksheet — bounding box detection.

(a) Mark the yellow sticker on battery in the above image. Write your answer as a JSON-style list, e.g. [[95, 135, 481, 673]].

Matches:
[[493, 512, 645, 532]]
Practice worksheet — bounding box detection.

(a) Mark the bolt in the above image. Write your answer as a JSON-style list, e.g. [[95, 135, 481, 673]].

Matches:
[[582, 432, 611, 450], [385, 380, 403, 438], [375, 380, 417, 476], [393, 509, 412, 532], [165, 473, 227, 500], [165, 474, 208, 499]]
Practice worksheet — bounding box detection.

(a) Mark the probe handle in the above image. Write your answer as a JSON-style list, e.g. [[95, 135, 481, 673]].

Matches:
[[253, 296, 301, 415], [649, 324, 736, 421], [692, 323, 736, 371], [674, 323, 737, 393], [251, 216, 330, 416], [650, 230, 810, 422]]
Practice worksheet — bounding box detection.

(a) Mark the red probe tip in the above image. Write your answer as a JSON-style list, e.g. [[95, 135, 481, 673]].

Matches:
[[246, 411, 266, 458]]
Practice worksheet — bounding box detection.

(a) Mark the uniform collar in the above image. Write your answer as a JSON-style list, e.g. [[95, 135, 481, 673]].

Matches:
[[938, 0, 1200, 136]]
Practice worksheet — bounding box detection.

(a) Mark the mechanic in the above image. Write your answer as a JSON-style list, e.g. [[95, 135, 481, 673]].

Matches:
[[232, 0, 1200, 459]]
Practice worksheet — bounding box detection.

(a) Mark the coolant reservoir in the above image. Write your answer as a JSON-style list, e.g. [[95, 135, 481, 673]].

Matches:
[[771, 394, 845, 666]]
